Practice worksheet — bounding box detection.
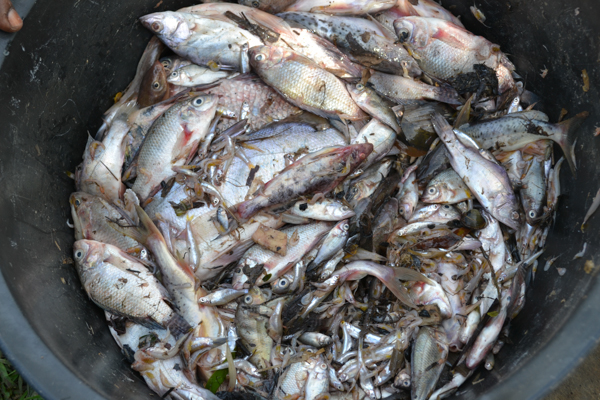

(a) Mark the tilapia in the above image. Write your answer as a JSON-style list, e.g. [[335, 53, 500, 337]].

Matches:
[[132, 94, 218, 201], [234, 143, 372, 220], [412, 326, 449, 400], [138, 60, 170, 108], [203, 74, 301, 133], [73, 240, 190, 335], [394, 16, 512, 82], [249, 45, 367, 121]]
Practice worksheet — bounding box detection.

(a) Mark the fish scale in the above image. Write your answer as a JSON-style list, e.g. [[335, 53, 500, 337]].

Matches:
[[249, 45, 366, 120], [205, 76, 301, 132], [132, 95, 217, 201]]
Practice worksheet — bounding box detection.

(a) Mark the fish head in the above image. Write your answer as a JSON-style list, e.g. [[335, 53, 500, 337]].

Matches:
[[328, 202, 355, 220], [249, 45, 288, 70], [346, 82, 369, 102], [179, 94, 218, 124], [140, 12, 192, 48], [138, 61, 169, 108], [69, 192, 94, 240], [437, 204, 461, 221], [398, 201, 415, 220], [394, 17, 428, 50], [238, 0, 261, 8], [494, 193, 521, 230], [73, 239, 102, 272], [339, 143, 374, 175]]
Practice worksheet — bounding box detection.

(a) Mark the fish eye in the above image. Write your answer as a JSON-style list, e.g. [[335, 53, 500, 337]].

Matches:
[[427, 187, 437, 195], [254, 53, 265, 62], [152, 81, 162, 90], [244, 295, 253, 304], [161, 59, 171, 69], [151, 22, 163, 32], [170, 71, 179, 78], [528, 210, 536, 219], [342, 224, 349, 231], [236, 268, 244, 274], [251, 0, 260, 7], [74, 249, 84, 260], [74, 198, 81, 206], [140, 249, 147, 258], [319, 362, 327, 369], [397, 28, 410, 42], [278, 279, 288, 288], [398, 208, 405, 215], [443, 205, 451, 209], [193, 97, 204, 106], [341, 206, 349, 212], [511, 211, 520, 220], [356, 83, 364, 90]]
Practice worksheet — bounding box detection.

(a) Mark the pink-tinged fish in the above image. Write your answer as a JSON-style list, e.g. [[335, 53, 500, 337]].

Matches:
[[394, 16, 513, 81], [132, 94, 218, 201], [234, 143, 373, 220]]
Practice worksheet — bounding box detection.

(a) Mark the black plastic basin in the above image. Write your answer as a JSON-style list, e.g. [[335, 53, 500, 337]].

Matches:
[[0, 0, 598, 399]]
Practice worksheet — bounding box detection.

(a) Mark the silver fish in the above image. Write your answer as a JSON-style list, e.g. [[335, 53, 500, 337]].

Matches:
[[411, 326, 449, 400], [73, 240, 189, 335], [459, 111, 588, 174], [132, 94, 218, 201], [141, 11, 262, 70], [431, 113, 521, 230]]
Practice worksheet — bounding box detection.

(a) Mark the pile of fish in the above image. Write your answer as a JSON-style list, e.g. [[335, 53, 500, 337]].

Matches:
[[70, 0, 588, 399]]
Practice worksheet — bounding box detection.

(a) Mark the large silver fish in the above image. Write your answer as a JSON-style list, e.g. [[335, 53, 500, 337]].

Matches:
[[73, 240, 190, 335], [249, 45, 367, 121], [132, 94, 218, 201], [431, 113, 521, 230]]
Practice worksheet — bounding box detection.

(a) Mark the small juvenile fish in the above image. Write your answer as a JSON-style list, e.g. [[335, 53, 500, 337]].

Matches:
[[198, 288, 249, 306], [167, 64, 230, 87], [288, 198, 355, 221]]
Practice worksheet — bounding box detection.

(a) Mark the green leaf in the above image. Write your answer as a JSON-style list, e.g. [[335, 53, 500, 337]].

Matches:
[[262, 274, 272, 282], [487, 310, 499, 317], [205, 368, 228, 393]]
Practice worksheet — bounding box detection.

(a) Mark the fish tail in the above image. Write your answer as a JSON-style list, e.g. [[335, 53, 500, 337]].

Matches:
[[430, 112, 455, 142], [554, 111, 589, 175], [166, 313, 192, 338]]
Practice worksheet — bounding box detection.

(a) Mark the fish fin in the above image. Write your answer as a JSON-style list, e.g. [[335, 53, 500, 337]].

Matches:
[[431, 113, 455, 142], [165, 313, 192, 338], [553, 111, 589, 175]]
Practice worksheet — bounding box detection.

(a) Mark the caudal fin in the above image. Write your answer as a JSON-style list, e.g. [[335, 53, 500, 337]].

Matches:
[[554, 111, 589, 175]]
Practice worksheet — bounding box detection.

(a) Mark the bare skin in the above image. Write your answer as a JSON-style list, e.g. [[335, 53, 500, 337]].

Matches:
[[0, 0, 22, 33]]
